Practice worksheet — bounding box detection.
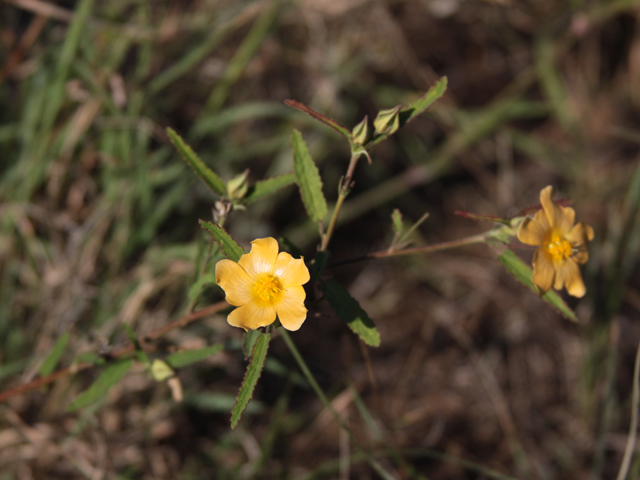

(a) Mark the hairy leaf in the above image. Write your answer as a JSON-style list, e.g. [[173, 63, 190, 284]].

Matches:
[[231, 332, 270, 428], [167, 127, 226, 195], [321, 279, 381, 346], [199, 220, 245, 262], [291, 130, 328, 223], [284, 100, 351, 139], [244, 173, 296, 204], [498, 249, 577, 321]]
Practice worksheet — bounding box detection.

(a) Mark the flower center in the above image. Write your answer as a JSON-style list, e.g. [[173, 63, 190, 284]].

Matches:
[[252, 273, 283, 304], [546, 236, 573, 261]]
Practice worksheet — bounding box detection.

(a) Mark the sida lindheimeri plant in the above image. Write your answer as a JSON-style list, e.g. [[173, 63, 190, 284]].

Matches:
[[0, 76, 595, 479]]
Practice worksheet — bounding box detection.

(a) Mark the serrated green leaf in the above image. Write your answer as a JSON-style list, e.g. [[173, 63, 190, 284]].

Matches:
[[231, 332, 270, 429], [284, 100, 351, 139], [167, 127, 226, 195], [39, 332, 70, 377], [291, 130, 328, 223], [67, 359, 134, 412], [399, 76, 448, 125], [166, 344, 224, 368], [243, 329, 261, 359], [188, 273, 217, 301], [320, 279, 381, 347], [498, 249, 577, 322], [199, 220, 245, 262], [244, 173, 296, 204]]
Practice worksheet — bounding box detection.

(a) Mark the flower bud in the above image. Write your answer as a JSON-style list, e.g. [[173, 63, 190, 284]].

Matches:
[[227, 169, 249, 200], [351, 115, 369, 145], [373, 105, 401, 136]]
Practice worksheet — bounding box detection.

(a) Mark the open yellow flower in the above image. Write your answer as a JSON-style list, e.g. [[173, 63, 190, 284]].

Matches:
[[215, 237, 310, 331], [517, 186, 594, 297]]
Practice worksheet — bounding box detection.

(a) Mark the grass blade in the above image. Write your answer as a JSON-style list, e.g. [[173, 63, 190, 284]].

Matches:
[[320, 279, 381, 347], [199, 220, 245, 262], [38, 332, 70, 377], [231, 332, 270, 429], [498, 249, 577, 322], [291, 129, 328, 223], [167, 127, 226, 195]]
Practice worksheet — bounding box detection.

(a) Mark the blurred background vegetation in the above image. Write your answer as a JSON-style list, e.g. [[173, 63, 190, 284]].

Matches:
[[1, 0, 640, 478]]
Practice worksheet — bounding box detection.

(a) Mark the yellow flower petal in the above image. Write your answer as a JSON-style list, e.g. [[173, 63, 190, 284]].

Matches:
[[238, 237, 279, 279], [553, 258, 586, 298], [227, 301, 277, 331], [215, 259, 254, 306], [517, 210, 549, 246], [274, 252, 310, 287], [276, 286, 308, 331], [532, 247, 555, 294], [565, 221, 594, 245], [540, 185, 575, 235]]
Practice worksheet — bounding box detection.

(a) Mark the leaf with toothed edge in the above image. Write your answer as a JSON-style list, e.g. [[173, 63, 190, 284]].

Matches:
[[231, 332, 271, 428], [291, 130, 328, 223], [284, 100, 351, 139], [199, 220, 245, 262], [244, 173, 296, 204], [166, 128, 226, 195]]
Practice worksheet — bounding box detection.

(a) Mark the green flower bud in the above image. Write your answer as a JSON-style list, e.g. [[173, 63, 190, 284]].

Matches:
[[373, 105, 401, 136], [351, 115, 369, 146], [227, 169, 249, 200]]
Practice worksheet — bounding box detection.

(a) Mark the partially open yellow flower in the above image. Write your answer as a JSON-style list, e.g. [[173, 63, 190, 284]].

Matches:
[[215, 237, 310, 331], [517, 186, 594, 297]]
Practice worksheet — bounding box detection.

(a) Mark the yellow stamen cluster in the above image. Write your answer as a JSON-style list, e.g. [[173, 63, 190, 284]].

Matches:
[[546, 236, 573, 261], [252, 273, 283, 304]]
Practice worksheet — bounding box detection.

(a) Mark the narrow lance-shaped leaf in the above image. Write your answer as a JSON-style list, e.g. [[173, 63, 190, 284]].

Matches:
[[39, 332, 70, 377], [399, 76, 448, 126], [498, 249, 577, 322], [167, 127, 226, 195], [244, 173, 296, 204], [284, 100, 351, 140], [243, 330, 262, 359], [291, 130, 328, 223], [199, 220, 245, 262], [231, 332, 271, 428], [320, 279, 381, 347], [166, 344, 224, 368], [67, 359, 134, 412]]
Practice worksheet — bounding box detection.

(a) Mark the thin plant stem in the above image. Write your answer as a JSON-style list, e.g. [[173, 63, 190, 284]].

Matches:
[[280, 329, 397, 480], [616, 337, 640, 480], [320, 152, 361, 252], [330, 232, 488, 268]]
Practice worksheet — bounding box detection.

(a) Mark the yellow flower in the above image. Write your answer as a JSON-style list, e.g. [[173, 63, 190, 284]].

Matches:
[[517, 186, 594, 297], [215, 237, 310, 331]]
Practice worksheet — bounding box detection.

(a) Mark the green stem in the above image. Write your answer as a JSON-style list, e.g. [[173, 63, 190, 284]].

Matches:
[[330, 232, 488, 268], [280, 329, 396, 480], [320, 152, 361, 251]]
